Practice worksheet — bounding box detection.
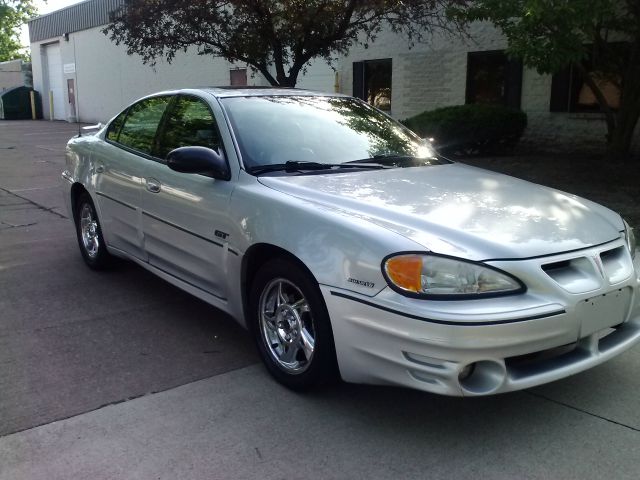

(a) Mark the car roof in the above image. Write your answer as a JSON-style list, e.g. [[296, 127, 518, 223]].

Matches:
[[110, 87, 354, 122], [197, 86, 350, 98]]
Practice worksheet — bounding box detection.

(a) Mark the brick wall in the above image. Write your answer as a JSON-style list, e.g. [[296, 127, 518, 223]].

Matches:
[[297, 21, 640, 155]]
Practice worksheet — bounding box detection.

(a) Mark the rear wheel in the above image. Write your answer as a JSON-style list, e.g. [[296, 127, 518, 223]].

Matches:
[[249, 258, 338, 390], [75, 192, 114, 270]]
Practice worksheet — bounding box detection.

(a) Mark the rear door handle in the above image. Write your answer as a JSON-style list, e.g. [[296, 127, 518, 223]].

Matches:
[[146, 178, 161, 193]]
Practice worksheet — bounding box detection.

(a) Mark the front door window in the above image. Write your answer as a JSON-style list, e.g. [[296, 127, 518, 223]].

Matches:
[[157, 96, 222, 159]]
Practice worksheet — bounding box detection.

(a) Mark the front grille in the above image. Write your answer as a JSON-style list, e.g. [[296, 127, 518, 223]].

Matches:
[[600, 246, 633, 284], [541, 245, 633, 293]]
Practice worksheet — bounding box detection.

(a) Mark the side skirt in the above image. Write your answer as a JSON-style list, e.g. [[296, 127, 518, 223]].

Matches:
[[106, 245, 242, 327]]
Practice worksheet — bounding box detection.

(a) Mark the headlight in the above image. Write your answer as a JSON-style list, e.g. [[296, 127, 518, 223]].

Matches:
[[623, 219, 636, 259], [382, 253, 525, 299]]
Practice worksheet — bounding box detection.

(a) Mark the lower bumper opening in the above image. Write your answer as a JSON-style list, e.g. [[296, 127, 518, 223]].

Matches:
[[505, 323, 632, 382], [506, 342, 587, 381]]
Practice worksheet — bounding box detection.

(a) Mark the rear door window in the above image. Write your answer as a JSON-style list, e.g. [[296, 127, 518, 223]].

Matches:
[[116, 96, 171, 155]]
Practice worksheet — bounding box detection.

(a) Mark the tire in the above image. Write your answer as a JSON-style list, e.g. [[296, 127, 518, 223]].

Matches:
[[249, 258, 338, 391], [74, 192, 114, 270]]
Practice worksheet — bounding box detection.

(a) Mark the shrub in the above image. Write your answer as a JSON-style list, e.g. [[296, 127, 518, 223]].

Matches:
[[402, 104, 528, 156]]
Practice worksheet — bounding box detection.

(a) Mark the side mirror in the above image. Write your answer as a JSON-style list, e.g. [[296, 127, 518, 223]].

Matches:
[[166, 146, 230, 180]]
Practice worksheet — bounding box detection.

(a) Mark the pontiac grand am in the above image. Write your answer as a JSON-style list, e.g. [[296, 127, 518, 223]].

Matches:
[[62, 88, 640, 396]]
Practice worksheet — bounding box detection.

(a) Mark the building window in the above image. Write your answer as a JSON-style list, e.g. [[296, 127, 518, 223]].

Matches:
[[549, 54, 622, 113], [465, 50, 523, 108], [353, 59, 392, 111], [230, 68, 247, 86], [576, 74, 620, 110]]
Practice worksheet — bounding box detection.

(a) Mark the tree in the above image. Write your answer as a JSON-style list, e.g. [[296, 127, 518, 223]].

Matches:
[[0, 0, 35, 61], [104, 0, 465, 88], [453, 0, 640, 160]]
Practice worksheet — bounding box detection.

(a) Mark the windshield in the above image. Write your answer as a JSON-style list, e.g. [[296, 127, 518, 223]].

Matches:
[[220, 95, 439, 170]]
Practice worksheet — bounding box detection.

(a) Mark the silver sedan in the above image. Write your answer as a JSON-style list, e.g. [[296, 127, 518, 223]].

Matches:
[[62, 88, 640, 396]]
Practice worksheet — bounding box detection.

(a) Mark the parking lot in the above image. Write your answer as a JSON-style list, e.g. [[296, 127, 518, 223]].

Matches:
[[1, 120, 639, 479]]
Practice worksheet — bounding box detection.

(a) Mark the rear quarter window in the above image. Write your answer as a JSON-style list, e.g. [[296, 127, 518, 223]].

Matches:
[[106, 110, 127, 142]]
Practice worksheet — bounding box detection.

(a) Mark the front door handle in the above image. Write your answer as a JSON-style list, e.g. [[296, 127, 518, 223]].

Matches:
[[146, 178, 161, 193]]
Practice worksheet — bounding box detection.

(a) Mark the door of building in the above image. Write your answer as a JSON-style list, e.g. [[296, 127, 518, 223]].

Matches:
[[44, 43, 65, 120]]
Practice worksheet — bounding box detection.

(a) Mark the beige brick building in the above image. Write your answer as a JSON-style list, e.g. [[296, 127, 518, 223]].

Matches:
[[28, 0, 639, 154]]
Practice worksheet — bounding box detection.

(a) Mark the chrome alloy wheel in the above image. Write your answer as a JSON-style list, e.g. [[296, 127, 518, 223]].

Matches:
[[259, 278, 315, 374], [79, 203, 100, 258]]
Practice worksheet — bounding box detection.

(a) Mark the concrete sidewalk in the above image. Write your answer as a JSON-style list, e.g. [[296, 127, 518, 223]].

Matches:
[[0, 120, 258, 438], [1, 121, 639, 479], [2, 364, 640, 480]]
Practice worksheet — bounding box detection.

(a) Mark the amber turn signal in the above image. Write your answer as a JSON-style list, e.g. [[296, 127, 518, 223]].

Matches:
[[384, 255, 423, 292]]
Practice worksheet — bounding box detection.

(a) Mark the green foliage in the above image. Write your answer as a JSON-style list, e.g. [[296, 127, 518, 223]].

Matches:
[[0, 0, 35, 61], [451, 0, 640, 159], [402, 104, 528, 156], [451, 0, 636, 75]]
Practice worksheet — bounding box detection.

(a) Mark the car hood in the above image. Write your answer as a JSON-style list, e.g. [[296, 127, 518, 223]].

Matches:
[[258, 163, 623, 260]]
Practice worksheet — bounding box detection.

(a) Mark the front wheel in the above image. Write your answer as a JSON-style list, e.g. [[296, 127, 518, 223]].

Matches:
[[249, 258, 338, 390]]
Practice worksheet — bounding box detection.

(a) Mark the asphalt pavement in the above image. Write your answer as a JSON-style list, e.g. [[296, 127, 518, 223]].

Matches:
[[0, 120, 639, 479]]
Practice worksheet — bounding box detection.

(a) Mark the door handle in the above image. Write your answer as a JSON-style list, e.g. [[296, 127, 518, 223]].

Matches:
[[146, 179, 161, 193], [95, 164, 104, 173]]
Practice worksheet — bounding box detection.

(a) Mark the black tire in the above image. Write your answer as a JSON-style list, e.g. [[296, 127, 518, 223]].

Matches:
[[249, 258, 338, 391], [74, 192, 114, 270]]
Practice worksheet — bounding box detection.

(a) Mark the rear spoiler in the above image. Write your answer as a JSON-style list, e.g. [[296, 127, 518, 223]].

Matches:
[[82, 123, 103, 131], [76, 122, 104, 138]]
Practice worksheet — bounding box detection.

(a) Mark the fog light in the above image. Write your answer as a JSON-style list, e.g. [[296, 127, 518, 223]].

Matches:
[[458, 363, 476, 381], [458, 360, 507, 395]]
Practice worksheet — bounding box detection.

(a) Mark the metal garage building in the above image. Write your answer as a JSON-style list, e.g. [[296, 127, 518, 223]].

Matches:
[[28, 0, 273, 124]]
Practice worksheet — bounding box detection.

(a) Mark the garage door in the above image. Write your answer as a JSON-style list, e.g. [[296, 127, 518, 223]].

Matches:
[[45, 43, 65, 120]]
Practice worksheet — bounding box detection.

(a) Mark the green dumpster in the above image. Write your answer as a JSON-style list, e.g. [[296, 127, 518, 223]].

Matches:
[[0, 86, 42, 120]]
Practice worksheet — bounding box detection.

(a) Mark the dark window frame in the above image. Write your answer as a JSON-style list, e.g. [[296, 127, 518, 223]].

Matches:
[[465, 50, 523, 109], [550, 42, 627, 114], [230, 68, 248, 86], [352, 58, 393, 111]]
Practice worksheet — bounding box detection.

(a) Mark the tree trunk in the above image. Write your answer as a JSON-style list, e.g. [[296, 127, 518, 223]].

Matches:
[[258, 68, 298, 87], [581, 66, 640, 162], [276, 75, 298, 87], [606, 105, 640, 161]]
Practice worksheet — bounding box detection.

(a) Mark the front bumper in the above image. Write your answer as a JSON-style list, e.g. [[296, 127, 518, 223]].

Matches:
[[323, 241, 640, 396]]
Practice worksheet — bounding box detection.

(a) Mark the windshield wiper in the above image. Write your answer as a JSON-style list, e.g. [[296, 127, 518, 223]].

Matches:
[[345, 154, 449, 167], [345, 154, 417, 165], [247, 160, 385, 175]]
